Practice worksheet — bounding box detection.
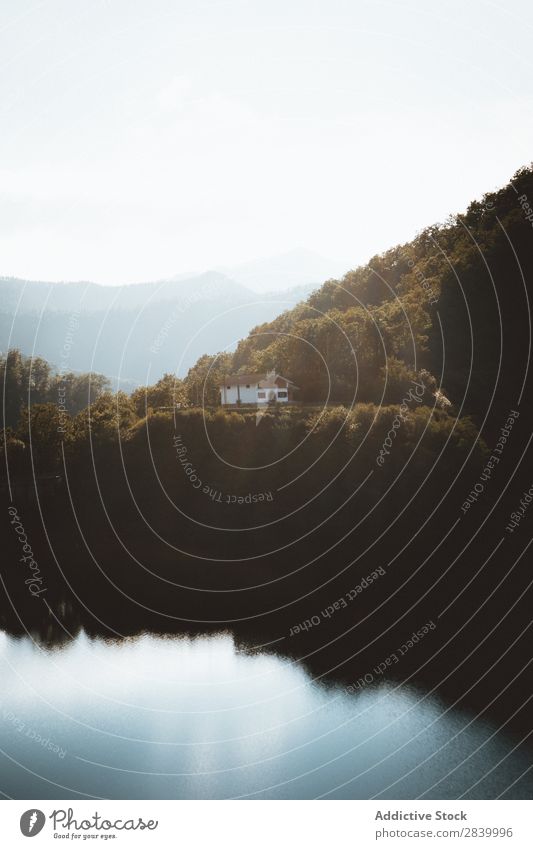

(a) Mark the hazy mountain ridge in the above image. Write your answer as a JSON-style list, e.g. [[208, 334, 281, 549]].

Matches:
[[0, 257, 327, 383], [0, 271, 251, 313], [216, 248, 349, 292]]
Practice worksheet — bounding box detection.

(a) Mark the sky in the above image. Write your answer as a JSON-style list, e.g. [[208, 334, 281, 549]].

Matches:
[[1, 0, 533, 286]]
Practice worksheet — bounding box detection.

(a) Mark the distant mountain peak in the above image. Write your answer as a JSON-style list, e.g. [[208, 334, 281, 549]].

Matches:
[[214, 248, 349, 293]]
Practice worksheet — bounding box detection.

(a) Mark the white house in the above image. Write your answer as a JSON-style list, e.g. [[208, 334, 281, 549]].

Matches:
[[219, 371, 298, 406]]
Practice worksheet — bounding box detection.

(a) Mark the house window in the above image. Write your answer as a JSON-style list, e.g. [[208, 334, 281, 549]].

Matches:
[[277, 390, 288, 399], [257, 391, 266, 399]]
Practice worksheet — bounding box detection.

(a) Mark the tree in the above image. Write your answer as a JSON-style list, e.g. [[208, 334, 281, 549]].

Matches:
[[17, 403, 70, 470], [184, 353, 233, 407], [72, 391, 137, 447], [0, 349, 27, 428], [49, 371, 111, 416], [131, 373, 187, 417]]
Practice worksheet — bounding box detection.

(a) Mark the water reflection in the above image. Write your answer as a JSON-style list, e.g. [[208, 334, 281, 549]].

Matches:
[[0, 629, 531, 799]]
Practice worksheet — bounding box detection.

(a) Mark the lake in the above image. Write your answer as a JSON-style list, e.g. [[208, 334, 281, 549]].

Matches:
[[0, 630, 531, 799]]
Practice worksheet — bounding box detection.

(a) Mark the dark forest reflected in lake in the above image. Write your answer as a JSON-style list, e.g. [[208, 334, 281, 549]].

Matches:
[[0, 630, 531, 800]]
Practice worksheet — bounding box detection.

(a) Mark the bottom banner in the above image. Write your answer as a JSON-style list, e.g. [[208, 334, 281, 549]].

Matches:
[[0, 800, 531, 848]]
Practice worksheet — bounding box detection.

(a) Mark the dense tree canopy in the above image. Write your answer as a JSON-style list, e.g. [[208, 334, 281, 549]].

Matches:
[[3, 165, 533, 483], [0, 349, 110, 428], [206, 165, 533, 421]]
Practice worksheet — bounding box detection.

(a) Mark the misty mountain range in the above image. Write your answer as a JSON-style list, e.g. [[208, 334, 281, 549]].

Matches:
[[0, 250, 348, 387], [216, 249, 348, 292]]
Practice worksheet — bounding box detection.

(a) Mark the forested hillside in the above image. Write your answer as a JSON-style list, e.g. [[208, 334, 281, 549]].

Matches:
[[2, 168, 532, 726], [191, 166, 533, 428], [0, 349, 110, 429]]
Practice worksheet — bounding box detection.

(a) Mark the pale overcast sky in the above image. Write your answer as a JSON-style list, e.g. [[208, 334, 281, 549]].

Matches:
[[1, 0, 533, 284]]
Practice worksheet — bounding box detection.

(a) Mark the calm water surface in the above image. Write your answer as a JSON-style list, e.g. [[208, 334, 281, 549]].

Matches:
[[0, 631, 531, 799]]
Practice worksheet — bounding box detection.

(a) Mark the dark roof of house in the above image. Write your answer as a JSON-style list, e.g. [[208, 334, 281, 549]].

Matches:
[[221, 374, 263, 386], [220, 372, 299, 388]]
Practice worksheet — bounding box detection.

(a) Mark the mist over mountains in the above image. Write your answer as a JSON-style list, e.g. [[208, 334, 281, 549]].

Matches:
[[0, 250, 346, 387], [217, 248, 349, 292]]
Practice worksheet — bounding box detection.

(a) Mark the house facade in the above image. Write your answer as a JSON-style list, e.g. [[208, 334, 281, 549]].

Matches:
[[220, 371, 298, 405]]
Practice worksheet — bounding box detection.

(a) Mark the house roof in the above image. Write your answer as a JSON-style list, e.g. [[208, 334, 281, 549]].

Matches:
[[220, 372, 299, 388], [259, 374, 299, 389], [221, 374, 263, 386]]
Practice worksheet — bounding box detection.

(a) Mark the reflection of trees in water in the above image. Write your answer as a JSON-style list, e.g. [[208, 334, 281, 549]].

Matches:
[[1, 579, 531, 747]]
